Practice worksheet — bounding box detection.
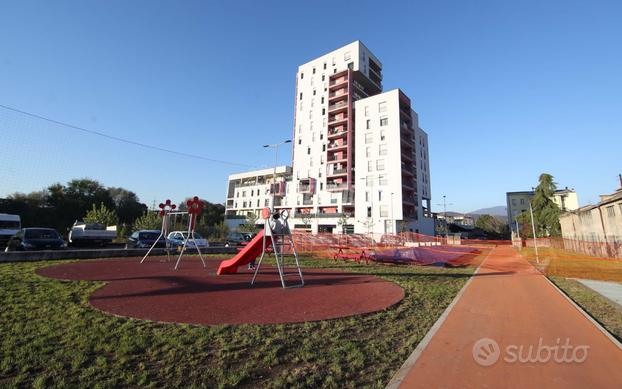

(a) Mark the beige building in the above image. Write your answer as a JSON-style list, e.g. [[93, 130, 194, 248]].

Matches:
[[560, 187, 622, 243], [506, 188, 579, 232]]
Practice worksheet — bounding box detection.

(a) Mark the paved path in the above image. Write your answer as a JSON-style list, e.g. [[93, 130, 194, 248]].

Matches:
[[576, 278, 622, 306], [390, 246, 622, 388]]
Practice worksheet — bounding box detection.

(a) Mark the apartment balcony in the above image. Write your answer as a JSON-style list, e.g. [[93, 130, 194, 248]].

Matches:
[[328, 115, 348, 126], [402, 179, 415, 190], [269, 182, 287, 197], [328, 89, 348, 100], [301, 198, 314, 206], [329, 77, 348, 89], [326, 182, 349, 192], [402, 152, 413, 163], [328, 100, 348, 113], [298, 178, 316, 194], [327, 128, 348, 140], [327, 165, 348, 177], [327, 140, 347, 151], [327, 153, 347, 163]]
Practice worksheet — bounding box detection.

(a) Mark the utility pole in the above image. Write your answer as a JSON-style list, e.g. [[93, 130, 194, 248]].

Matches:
[[263, 140, 292, 213], [436, 195, 454, 237], [529, 202, 539, 264]]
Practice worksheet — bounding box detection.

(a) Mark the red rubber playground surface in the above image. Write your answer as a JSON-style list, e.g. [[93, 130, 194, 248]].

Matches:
[[37, 257, 404, 325]]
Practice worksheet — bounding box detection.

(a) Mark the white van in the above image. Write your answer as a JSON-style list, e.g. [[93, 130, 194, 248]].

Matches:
[[0, 213, 21, 247]]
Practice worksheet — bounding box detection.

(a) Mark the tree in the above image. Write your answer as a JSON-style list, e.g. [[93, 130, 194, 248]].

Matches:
[[107, 187, 147, 225], [475, 214, 510, 239], [516, 173, 562, 237], [238, 212, 259, 233], [300, 213, 313, 231], [133, 211, 161, 231], [83, 203, 118, 227], [337, 213, 350, 234]]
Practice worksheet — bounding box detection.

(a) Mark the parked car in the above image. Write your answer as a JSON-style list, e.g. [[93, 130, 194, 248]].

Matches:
[[167, 231, 209, 249], [68, 221, 116, 247], [0, 213, 21, 248], [225, 232, 254, 247], [5, 228, 66, 252], [125, 230, 167, 249]]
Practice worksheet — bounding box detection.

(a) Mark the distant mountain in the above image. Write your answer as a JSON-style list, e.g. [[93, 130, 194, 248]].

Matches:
[[469, 206, 507, 217]]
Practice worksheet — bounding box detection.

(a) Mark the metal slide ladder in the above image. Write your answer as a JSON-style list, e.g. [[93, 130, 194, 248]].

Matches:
[[251, 210, 304, 288]]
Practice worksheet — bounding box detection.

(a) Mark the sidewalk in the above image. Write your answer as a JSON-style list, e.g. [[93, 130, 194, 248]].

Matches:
[[390, 246, 622, 388]]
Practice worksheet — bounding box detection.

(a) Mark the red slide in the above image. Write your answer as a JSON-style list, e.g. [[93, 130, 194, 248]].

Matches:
[[217, 230, 270, 275]]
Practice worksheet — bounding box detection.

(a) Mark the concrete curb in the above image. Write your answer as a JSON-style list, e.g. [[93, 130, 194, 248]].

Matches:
[[0, 247, 239, 263], [384, 249, 492, 389]]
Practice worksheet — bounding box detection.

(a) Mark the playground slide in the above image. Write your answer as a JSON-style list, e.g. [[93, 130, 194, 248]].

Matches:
[[217, 230, 270, 275]]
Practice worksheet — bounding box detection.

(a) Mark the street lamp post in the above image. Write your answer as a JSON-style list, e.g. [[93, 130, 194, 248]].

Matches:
[[436, 195, 454, 237], [263, 140, 292, 213]]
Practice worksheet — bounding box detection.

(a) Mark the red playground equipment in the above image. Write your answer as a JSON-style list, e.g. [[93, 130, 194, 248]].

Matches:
[[217, 208, 304, 288]]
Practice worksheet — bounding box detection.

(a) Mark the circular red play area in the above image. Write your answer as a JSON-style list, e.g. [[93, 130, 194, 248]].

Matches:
[[37, 258, 404, 325]]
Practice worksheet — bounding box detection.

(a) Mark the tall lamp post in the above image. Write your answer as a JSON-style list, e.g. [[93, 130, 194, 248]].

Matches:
[[263, 140, 292, 213], [436, 195, 454, 237]]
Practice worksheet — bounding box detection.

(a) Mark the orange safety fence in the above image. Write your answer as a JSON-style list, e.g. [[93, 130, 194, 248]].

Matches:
[[284, 231, 507, 267], [520, 237, 622, 259]]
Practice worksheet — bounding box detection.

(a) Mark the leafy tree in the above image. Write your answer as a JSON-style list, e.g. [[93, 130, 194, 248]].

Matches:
[[475, 214, 510, 239], [300, 213, 313, 230], [516, 173, 562, 237], [107, 187, 147, 225], [83, 203, 118, 227], [133, 211, 161, 231], [238, 212, 259, 233], [337, 213, 350, 234]]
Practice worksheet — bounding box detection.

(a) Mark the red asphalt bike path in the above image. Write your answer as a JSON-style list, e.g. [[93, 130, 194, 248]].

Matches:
[[390, 245, 622, 389]]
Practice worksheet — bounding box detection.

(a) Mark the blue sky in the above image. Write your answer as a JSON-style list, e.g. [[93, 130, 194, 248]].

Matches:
[[1, 0, 620, 213]]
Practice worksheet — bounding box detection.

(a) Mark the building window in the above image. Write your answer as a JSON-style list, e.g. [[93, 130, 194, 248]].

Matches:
[[367, 206, 372, 217], [364, 106, 369, 116], [379, 101, 387, 113], [243, 201, 247, 208], [366, 146, 371, 158], [312, 67, 316, 74], [307, 147, 310, 155], [257, 199, 260, 207], [367, 160, 373, 172], [365, 191, 370, 202], [320, 183, 324, 190], [344, 51, 351, 61], [378, 191, 383, 201], [301, 73, 304, 79], [380, 130, 386, 141], [322, 144, 326, 151], [380, 117, 388, 126], [379, 144, 388, 156], [380, 205, 388, 217], [322, 75, 325, 81], [323, 63, 327, 70], [321, 97, 324, 104], [366, 119, 371, 129], [378, 174, 388, 185], [366, 175, 373, 187], [242, 191, 246, 197], [320, 133, 323, 140], [265, 199, 269, 206], [512, 199, 517, 206], [298, 139, 302, 145], [365, 133, 373, 144], [376, 159, 385, 171], [520, 198, 525, 205], [322, 108, 325, 116], [250, 190, 254, 196], [299, 92, 303, 100]]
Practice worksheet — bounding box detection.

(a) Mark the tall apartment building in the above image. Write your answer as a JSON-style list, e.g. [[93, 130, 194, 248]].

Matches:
[[225, 41, 433, 235]]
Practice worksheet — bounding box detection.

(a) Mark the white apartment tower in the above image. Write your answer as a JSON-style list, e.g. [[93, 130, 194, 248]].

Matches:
[[225, 41, 433, 235]]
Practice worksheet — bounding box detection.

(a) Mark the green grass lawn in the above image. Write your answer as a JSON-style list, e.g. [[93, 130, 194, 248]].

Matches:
[[550, 276, 622, 342], [0, 253, 486, 388]]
